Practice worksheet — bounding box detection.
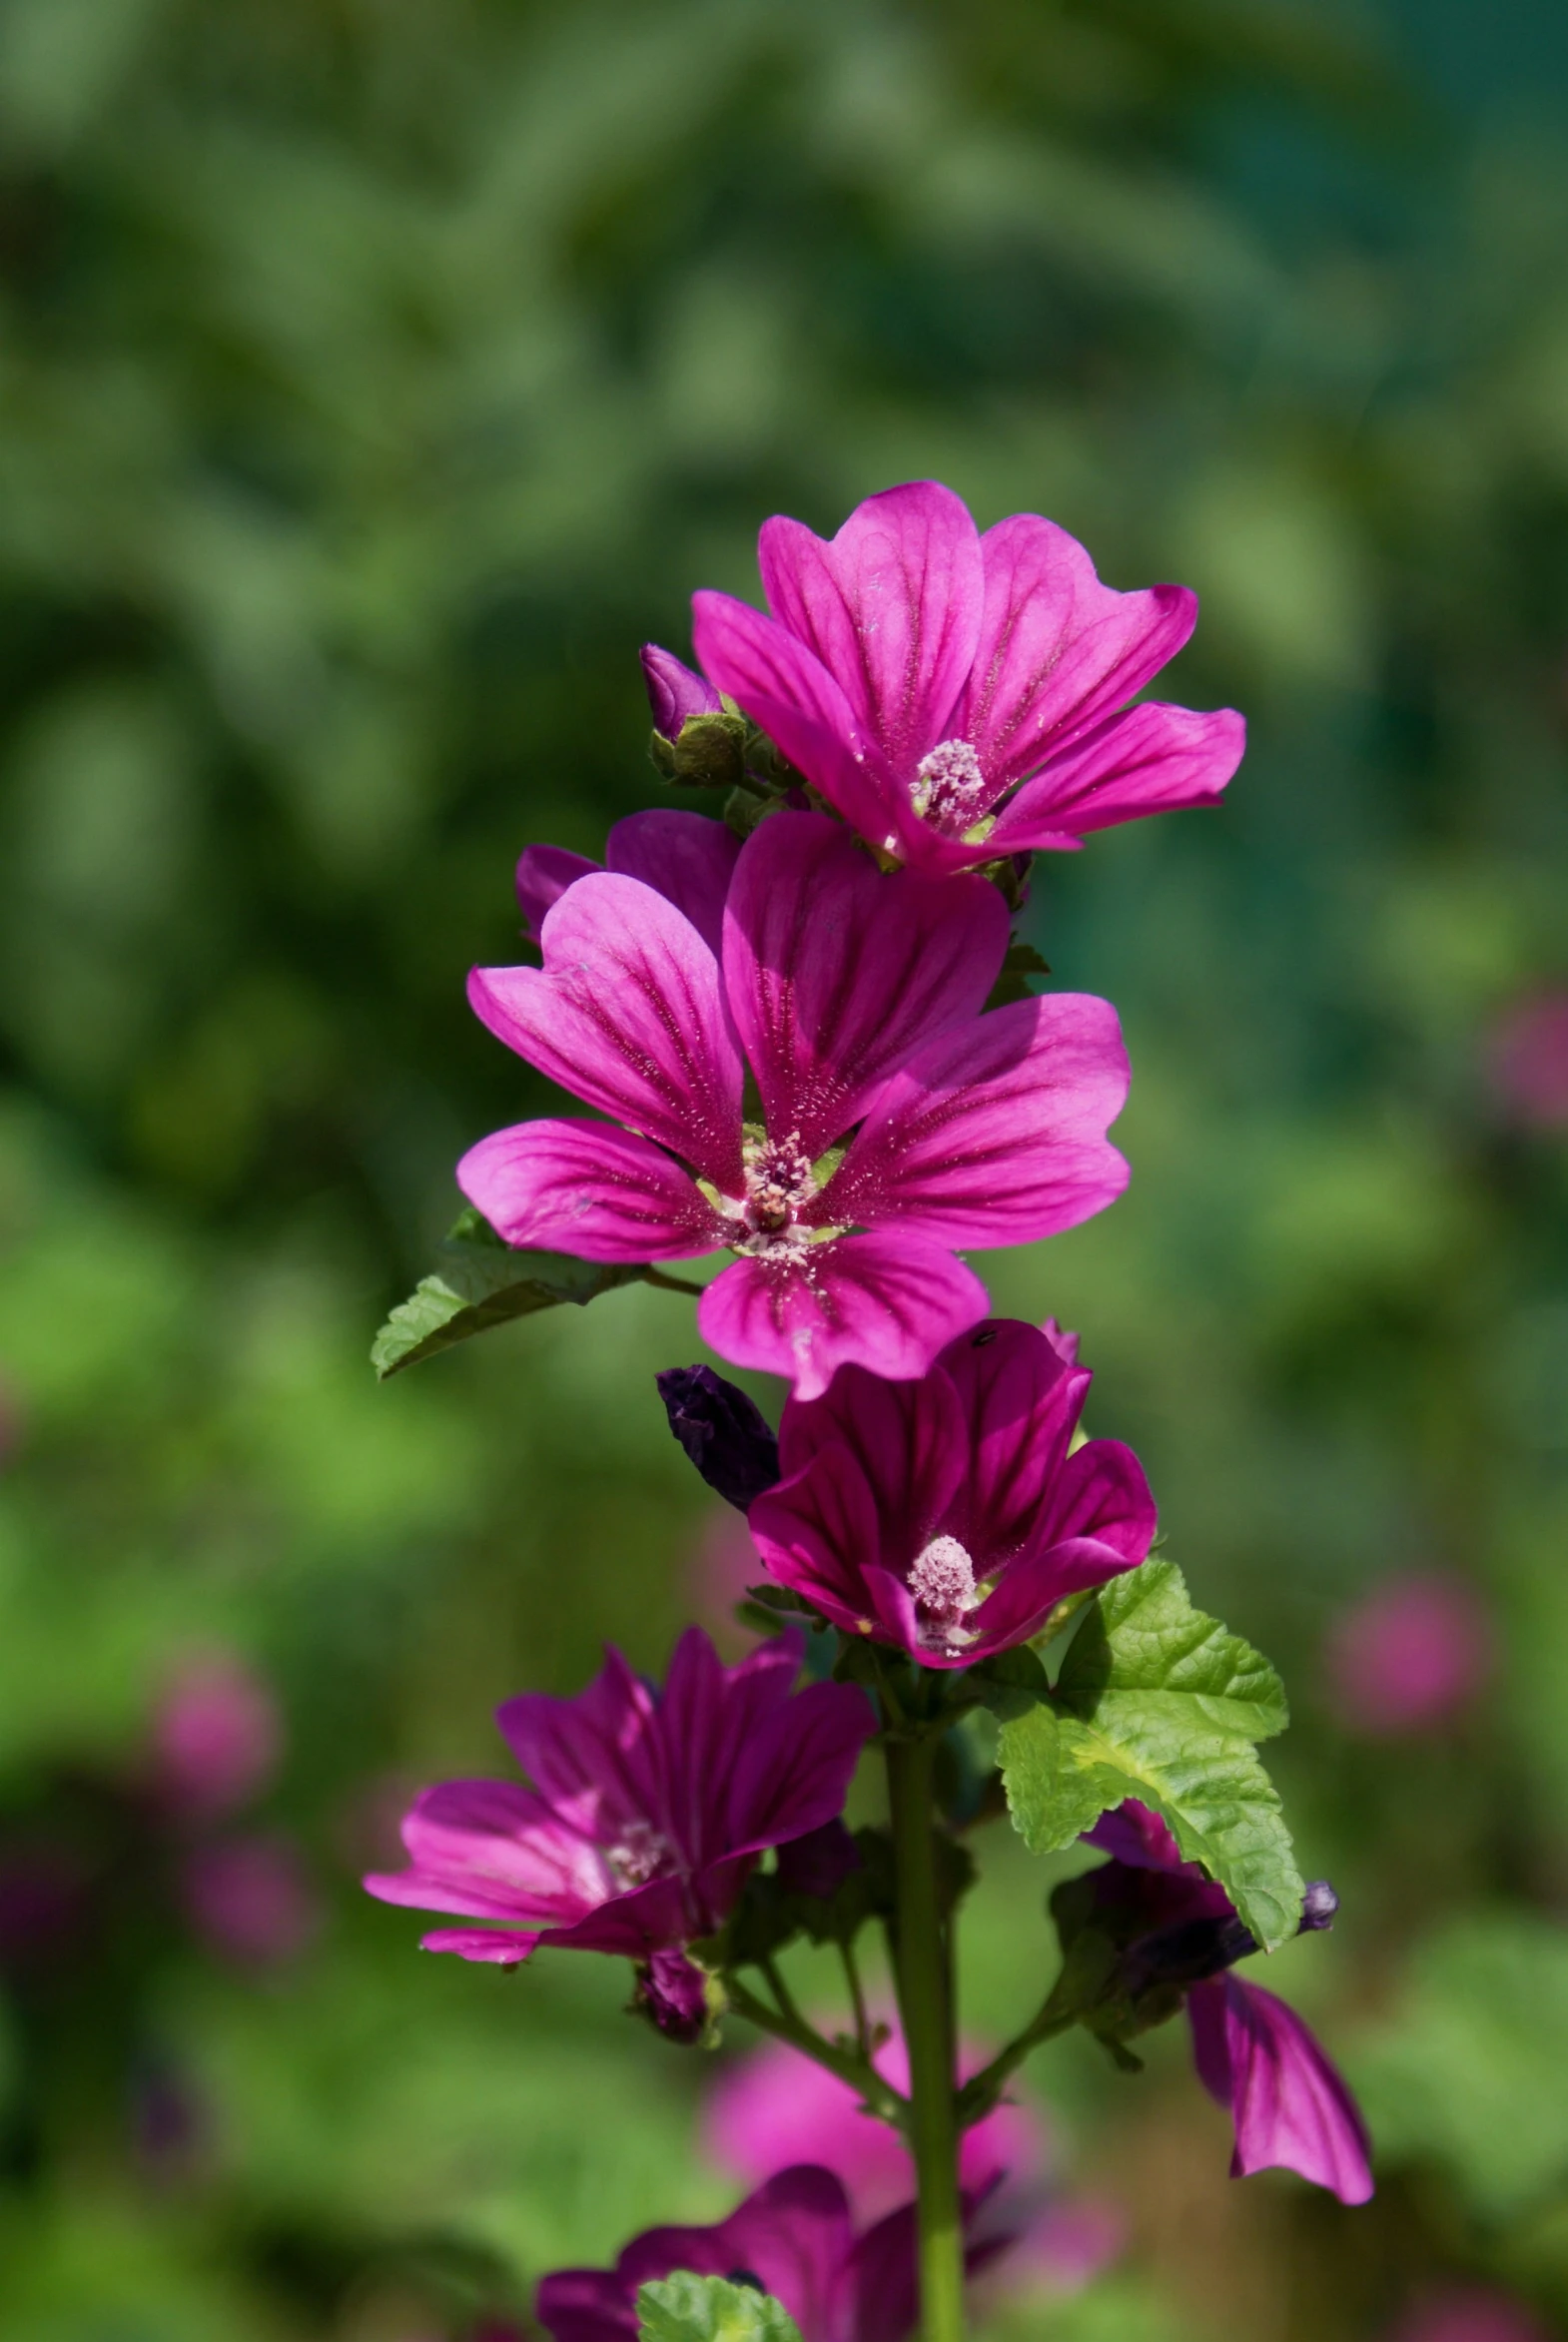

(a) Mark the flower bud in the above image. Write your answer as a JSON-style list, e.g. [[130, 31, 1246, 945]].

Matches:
[[656, 1365, 780, 1509], [633, 1947, 712, 2043], [641, 644, 721, 741]]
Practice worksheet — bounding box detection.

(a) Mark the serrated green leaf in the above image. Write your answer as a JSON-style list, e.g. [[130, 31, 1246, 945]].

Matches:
[[372, 1220, 651, 1378], [637, 2273, 802, 2342], [998, 1562, 1303, 1950]]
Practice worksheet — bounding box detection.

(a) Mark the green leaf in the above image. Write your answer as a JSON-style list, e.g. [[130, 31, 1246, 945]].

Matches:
[[372, 1212, 654, 1378], [984, 937, 1052, 1011], [637, 2274, 802, 2342], [998, 1561, 1303, 1950]]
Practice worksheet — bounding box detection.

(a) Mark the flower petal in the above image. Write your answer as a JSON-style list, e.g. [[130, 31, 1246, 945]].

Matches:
[[605, 809, 741, 958], [748, 1440, 886, 1633], [987, 702, 1245, 853], [760, 482, 984, 772], [468, 873, 744, 1186], [641, 642, 721, 736], [618, 2166, 857, 2342], [824, 994, 1131, 1247], [536, 2266, 640, 2342], [419, 1926, 543, 1963], [365, 1779, 609, 1923], [698, 1231, 990, 1399], [774, 1354, 967, 1579], [966, 1535, 1139, 1655], [497, 1645, 665, 1849], [959, 513, 1197, 788], [1038, 1435, 1158, 1567], [933, 1318, 1089, 1567], [726, 1673, 878, 1860], [1188, 1977, 1374, 2206], [692, 588, 905, 847], [722, 810, 1009, 1156], [457, 1119, 724, 1260], [655, 1626, 804, 1865], [516, 844, 599, 941]]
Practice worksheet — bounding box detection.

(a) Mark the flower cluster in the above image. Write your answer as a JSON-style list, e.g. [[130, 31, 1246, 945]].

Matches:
[[369, 480, 1376, 2340]]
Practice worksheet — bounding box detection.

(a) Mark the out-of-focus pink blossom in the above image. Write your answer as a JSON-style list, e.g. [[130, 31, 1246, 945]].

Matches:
[[153, 1654, 283, 1820], [689, 1508, 767, 1650], [181, 1834, 319, 1966], [749, 1319, 1155, 1667], [690, 481, 1243, 875], [705, 2028, 1047, 2225], [365, 1628, 874, 1968], [461, 808, 1130, 1395], [1487, 992, 1568, 1129], [1325, 1573, 1492, 1738], [1385, 2287, 1554, 2342]]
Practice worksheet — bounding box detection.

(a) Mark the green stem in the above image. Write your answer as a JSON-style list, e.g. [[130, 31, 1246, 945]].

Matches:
[[886, 1734, 965, 2342], [840, 1936, 871, 2061], [724, 1973, 907, 2128], [640, 1268, 706, 1296], [954, 1985, 1076, 2130]]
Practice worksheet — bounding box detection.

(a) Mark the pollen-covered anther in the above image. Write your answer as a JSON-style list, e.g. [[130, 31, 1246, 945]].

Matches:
[[733, 1130, 817, 1254], [606, 1820, 677, 1889], [908, 1534, 980, 1649], [911, 738, 988, 830]]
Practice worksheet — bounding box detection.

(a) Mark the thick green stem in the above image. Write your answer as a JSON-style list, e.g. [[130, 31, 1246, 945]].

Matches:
[[885, 1734, 965, 2342]]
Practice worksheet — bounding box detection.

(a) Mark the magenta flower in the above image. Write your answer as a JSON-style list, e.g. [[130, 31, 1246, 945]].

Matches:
[[536, 2164, 1010, 2342], [363, 1628, 875, 1968], [1325, 1572, 1493, 1739], [1084, 1802, 1373, 2205], [689, 481, 1243, 874], [180, 1834, 319, 1967], [152, 1652, 283, 1821], [462, 810, 1130, 1396], [746, 1318, 1156, 1666], [515, 808, 740, 952]]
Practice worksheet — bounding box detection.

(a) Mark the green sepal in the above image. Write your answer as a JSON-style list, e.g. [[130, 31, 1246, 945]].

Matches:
[[637, 2273, 802, 2342], [650, 708, 750, 790], [983, 937, 1052, 1011], [372, 1208, 652, 1378], [997, 1561, 1303, 1951]]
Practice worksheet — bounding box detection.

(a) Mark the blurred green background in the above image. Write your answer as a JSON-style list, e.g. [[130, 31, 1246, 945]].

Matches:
[[1, 1, 1566, 2336]]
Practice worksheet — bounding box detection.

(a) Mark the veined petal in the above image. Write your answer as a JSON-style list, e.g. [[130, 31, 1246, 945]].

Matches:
[[1188, 1977, 1374, 2206], [774, 1355, 967, 1579], [365, 1780, 608, 1923], [726, 1674, 877, 1859], [759, 482, 984, 772], [604, 809, 741, 958], [497, 1645, 665, 1849], [698, 1232, 990, 1400], [960, 513, 1196, 787], [692, 588, 904, 847], [824, 995, 1131, 1248], [457, 1120, 724, 1260], [517, 844, 599, 941], [722, 810, 1009, 1157], [618, 2166, 857, 2342], [934, 1319, 1090, 1567], [1038, 1436, 1158, 1568], [655, 1626, 804, 1868], [966, 1535, 1138, 1655], [987, 702, 1244, 853], [468, 873, 743, 1186], [419, 1926, 543, 1963], [748, 1440, 886, 1631]]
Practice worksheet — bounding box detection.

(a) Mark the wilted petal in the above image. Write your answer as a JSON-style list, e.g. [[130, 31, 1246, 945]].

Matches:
[[722, 810, 1008, 1158], [641, 642, 722, 737], [988, 702, 1244, 853], [698, 1231, 990, 1399], [692, 589, 903, 846], [468, 874, 744, 1187], [605, 809, 741, 958], [457, 1120, 724, 1260], [759, 481, 985, 772], [960, 513, 1196, 788], [1188, 1976, 1374, 2206], [517, 844, 599, 941], [825, 995, 1130, 1248], [633, 1947, 711, 2042]]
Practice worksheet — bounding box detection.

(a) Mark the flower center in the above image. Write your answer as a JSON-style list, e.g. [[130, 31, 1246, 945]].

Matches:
[[911, 738, 989, 832], [730, 1131, 816, 1257], [606, 1819, 677, 1890], [907, 1534, 981, 1652]]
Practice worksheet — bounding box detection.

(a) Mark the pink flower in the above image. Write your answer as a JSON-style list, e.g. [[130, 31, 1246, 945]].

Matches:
[[181, 1833, 319, 1966], [689, 481, 1243, 875], [1083, 1803, 1373, 2205], [705, 2028, 1047, 2225], [152, 1652, 284, 1821], [536, 2164, 1009, 2342], [364, 1628, 875, 1967], [747, 1318, 1156, 1666], [1325, 1573, 1492, 1738], [515, 809, 740, 952], [462, 810, 1130, 1396], [1487, 991, 1568, 1129]]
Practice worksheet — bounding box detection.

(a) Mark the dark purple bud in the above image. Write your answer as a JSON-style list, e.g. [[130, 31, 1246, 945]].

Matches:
[[641, 645, 721, 741], [1122, 1908, 1258, 1995], [656, 1365, 780, 1510], [634, 1947, 709, 2044], [1299, 1880, 1338, 1933], [774, 1819, 862, 1901]]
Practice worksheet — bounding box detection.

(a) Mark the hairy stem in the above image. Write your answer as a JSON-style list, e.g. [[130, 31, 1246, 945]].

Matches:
[[724, 1973, 907, 2128], [886, 1734, 965, 2342]]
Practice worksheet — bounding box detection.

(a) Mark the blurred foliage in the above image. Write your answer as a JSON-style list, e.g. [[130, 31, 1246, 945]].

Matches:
[[0, 0, 1566, 2337]]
